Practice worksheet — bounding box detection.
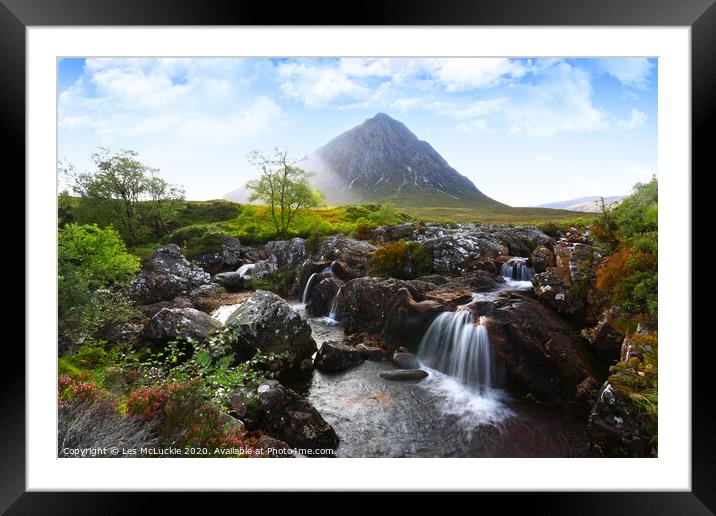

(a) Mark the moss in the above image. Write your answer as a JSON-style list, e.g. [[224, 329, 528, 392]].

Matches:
[[367, 240, 433, 280]]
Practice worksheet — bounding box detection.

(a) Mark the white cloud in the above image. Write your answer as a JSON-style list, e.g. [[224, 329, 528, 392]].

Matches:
[[615, 108, 647, 130], [503, 60, 608, 137], [277, 60, 373, 107], [597, 58, 654, 89], [426, 58, 528, 91], [456, 119, 491, 134]]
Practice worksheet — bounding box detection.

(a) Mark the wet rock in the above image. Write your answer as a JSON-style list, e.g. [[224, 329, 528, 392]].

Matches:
[[140, 307, 221, 347], [355, 343, 391, 361], [125, 244, 210, 304], [381, 288, 454, 349], [225, 291, 317, 371], [314, 340, 365, 372], [470, 294, 601, 413], [392, 352, 420, 369], [191, 238, 242, 275], [317, 235, 376, 273], [421, 233, 499, 274], [213, 271, 247, 292], [378, 369, 428, 381], [306, 277, 343, 317], [587, 380, 655, 457], [249, 379, 339, 452], [296, 260, 332, 297], [530, 245, 556, 273], [581, 307, 625, 364], [256, 435, 294, 457], [337, 277, 438, 334]]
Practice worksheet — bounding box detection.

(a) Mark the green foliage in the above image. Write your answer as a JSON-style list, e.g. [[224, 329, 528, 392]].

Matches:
[[60, 290, 142, 343], [593, 177, 658, 320], [62, 148, 185, 245], [249, 268, 296, 294], [367, 240, 433, 279], [164, 223, 233, 257], [245, 148, 324, 237], [58, 223, 140, 317]]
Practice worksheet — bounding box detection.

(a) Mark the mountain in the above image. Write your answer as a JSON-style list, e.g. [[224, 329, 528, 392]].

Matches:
[[225, 113, 580, 223], [225, 113, 504, 208], [537, 196, 624, 213], [302, 113, 503, 207]]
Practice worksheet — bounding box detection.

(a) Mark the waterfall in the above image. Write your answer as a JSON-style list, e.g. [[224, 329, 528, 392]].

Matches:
[[500, 257, 534, 281], [302, 272, 321, 304], [328, 286, 343, 320], [417, 311, 497, 392], [236, 263, 255, 277]]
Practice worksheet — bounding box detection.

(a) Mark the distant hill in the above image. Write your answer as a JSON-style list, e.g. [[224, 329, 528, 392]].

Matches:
[[538, 196, 624, 213], [225, 113, 580, 223]]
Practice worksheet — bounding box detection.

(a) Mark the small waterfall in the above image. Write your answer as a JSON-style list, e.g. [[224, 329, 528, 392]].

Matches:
[[500, 257, 534, 281], [236, 263, 255, 277], [328, 286, 343, 320], [417, 311, 497, 392], [302, 272, 321, 304]]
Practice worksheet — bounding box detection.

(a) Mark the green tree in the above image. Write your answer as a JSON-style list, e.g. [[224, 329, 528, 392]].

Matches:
[[142, 174, 186, 238], [62, 148, 184, 244], [58, 223, 141, 317], [245, 148, 324, 237]]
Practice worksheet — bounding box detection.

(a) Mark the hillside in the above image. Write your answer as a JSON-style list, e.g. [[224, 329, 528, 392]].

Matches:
[[225, 113, 579, 222], [538, 196, 624, 213]]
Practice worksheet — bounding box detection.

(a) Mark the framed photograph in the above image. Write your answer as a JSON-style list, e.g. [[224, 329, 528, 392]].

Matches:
[[6, 0, 710, 511]]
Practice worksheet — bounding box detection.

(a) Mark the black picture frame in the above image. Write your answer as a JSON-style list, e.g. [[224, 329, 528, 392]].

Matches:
[[3, 0, 710, 512]]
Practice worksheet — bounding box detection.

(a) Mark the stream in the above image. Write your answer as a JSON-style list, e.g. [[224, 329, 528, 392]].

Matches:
[[213, 276, 588, 458]]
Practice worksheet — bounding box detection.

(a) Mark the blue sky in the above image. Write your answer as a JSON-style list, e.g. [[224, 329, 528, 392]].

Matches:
[[58, 57, 657, 206]]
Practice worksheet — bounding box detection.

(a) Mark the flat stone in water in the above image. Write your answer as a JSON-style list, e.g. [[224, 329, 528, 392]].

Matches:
[[379, 369, 429, 381]]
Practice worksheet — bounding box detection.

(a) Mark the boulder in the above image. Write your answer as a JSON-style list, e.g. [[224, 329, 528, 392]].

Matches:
[[371, 222, 420, 243], [138, 296, 194, 318], [378, 369, 428, 381], [531, 242, 606, 321], [381, 288, 455, 349], [469, 293, 601, 413], [317, 235, 376, 273], [421, 233, 500, 274], [587, 380, 656, 457], [213, 271, 246, 292], [530, 245, 556, 273], [355, 343, 391, 361], [105, 322, 144, 345], [256, 435, 294, 457], [392, 352, 420, 369], [250, 379, 339, 452], [306, 277, 343, 317], [265, 238, 308, 269], [337, 277, 438, 334], [140, 307, 221, 347], [581, 307, 625, 364], [314, 340, 365, 372], [188, 283, 227, 300], [380, 272, 497, 349], [296, 260, 332, 299], [225, 291, 317, 371], [125, 244, 210, 304]]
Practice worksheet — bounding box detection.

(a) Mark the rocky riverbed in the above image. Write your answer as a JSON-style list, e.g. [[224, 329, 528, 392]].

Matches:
[[111, 222, 649, 457]]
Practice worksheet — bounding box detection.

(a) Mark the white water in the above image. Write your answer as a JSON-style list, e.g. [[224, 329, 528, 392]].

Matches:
[[500, 257, 534, 282], [328, 286, 343, 320], [417, 311, 497, 393], [302, 272, 321, 304], [236, 263, 255, 277]]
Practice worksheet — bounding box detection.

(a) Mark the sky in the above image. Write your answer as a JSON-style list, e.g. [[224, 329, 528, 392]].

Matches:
[[57, 57, 657, 207]]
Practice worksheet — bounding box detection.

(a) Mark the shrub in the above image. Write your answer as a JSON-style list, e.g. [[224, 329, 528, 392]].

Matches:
[[351, 222, 376, 241], [164, 223, 232, 257], [58, 398, 158, 457], [596, 245, 657, 318], [367, 240, 432, 279], [59, 290, 142, 344], [58, 223, 140, 317], [126, 380, 250, 453]]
